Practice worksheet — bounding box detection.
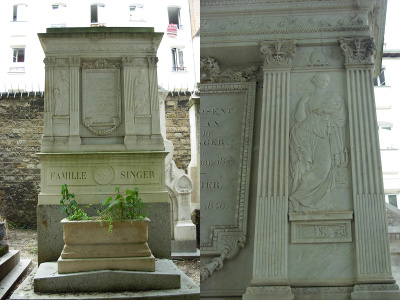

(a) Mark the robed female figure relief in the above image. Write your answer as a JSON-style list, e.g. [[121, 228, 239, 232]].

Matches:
[[289, 73, 348, 212]]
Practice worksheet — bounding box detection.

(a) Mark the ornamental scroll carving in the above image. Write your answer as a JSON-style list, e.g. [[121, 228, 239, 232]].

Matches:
[[259, 39, 297, 66], [200, 56, 258, 84], [338, 37, 376, 64], [200, 82, 255, 282]]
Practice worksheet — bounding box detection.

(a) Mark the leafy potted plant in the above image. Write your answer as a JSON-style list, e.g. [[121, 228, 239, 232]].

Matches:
[[58, 184, 155, 274]]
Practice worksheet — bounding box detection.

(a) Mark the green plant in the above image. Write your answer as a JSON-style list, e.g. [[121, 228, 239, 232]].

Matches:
[[59, 185, 148, 233], [99, 187, 148, 233], [60, 184, 88, 221]]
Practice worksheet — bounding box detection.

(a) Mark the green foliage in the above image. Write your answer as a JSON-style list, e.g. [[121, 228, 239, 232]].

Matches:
[[60, 184, 88, 221], [99, 187, 148, 233], [60, 185, 148, 233]]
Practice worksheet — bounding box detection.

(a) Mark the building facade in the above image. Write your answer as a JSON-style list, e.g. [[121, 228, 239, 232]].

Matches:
[[0, 0, 197, 93]]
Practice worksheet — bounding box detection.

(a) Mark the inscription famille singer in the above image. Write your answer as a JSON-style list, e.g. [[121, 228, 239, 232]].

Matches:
[[289, 73, 349, 212]]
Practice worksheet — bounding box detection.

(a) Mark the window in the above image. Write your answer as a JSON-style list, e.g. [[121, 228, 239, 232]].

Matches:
[[378, 122, 398, 150], [91, 4, 106, 26], [9, 47, 25, 73], [51, 4, 67, 27], [168, 7, 182, 29], [374, 68, 386, 86], [129, 4, 144, 21], [171, 48, 185, 71], [388, 195, 398, 207], [13, 48, 25, 63], [12, 4, 28, 22]]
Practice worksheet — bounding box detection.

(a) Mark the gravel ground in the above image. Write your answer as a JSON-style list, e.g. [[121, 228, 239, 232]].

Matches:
[[3, 228, 199, 298]]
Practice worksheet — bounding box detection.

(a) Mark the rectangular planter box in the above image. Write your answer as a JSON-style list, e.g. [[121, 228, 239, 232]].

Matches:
[[58, 218, 155, 273]]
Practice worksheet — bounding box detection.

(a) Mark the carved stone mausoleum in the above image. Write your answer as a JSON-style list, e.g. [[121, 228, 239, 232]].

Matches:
[[200, 1, 399, 299]]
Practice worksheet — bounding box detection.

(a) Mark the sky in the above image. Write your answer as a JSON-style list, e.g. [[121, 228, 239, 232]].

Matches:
[[384, 0, 400, 49]]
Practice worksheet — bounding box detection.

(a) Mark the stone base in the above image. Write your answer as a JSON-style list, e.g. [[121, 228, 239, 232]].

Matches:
[[242, 286, 294, 300], [57, 255, 155, 274], [37, 203, 171, 263], [171, 239, 197, 253], [292, 287, 353, 300], [35, 260, 180, 293], [351, 284, 400, 299], [11, 260, 200, 299]]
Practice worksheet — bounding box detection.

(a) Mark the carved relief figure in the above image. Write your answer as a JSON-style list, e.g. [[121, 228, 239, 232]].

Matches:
[[134, 69, 148, 115], [54, 68, 69, 115], [289, 73, 348, 212]]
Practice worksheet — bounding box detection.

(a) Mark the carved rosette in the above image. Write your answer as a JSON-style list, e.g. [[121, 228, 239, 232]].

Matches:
[[338, 37, 376, 64], [259, 39, 297, 67]]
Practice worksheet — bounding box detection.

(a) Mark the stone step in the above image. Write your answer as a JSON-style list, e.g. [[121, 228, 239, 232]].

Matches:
[[0, 251, 20, 282], [0, 259, 31, 300], [34, 260, 180, 293], [11, 259, 199, 299]]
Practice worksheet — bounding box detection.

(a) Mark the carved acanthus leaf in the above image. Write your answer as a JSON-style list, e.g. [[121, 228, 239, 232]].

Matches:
[[338, 37, 376, 64], [259, 39, 297, 66]]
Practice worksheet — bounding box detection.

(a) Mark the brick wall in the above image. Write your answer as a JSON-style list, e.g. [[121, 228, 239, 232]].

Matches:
[[0, 93, 191, 227], [165, 95, 192, 171], [0, 95, 44, 227]]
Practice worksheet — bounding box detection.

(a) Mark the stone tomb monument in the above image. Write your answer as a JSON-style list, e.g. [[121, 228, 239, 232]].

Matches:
[[24, 27, 199, 298], [36, 27, 170, 263], [200, 1, 400, 299]]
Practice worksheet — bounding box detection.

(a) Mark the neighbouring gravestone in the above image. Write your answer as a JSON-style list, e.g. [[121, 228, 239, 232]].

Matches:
[[36, 27, 170, 264], [200, 1, 400, 299]]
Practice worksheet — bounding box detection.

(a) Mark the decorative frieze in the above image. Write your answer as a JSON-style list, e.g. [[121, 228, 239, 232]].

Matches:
[[291, 221, 352, 244], [200, 56, 259, 84]]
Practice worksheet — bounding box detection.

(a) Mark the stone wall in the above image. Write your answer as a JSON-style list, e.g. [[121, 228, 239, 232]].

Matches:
[[165, 95, 192, 171], [0, 95, 43, 227], [0, 93, 191, 227]]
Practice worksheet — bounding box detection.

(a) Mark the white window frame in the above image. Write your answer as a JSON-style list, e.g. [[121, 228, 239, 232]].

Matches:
[[171, 47, 186, 71], [9, 47, 26, 73]]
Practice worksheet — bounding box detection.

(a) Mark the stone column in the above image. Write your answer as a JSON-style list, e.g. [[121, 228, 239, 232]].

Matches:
[[41, 57, 55, 150], [147, 57, 162, 140], [339, 37, 400, 299], [68, 57, 81, 146], [122, 57, 137, 139], [188, 94, 200, 211], [243, 40, 297, 300]]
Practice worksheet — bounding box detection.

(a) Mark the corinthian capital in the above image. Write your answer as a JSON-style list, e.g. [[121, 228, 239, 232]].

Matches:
[[338, 37, 376, 64], [259, 40, 297, 67]]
